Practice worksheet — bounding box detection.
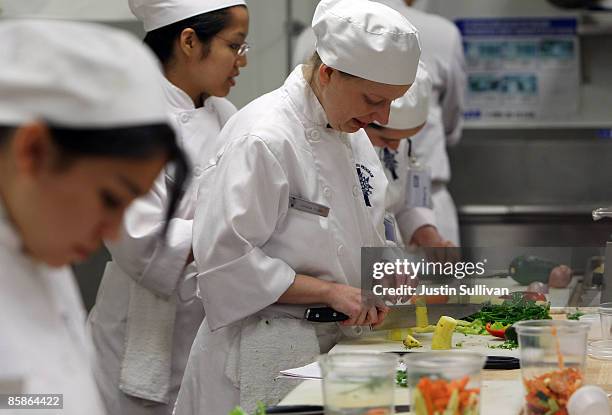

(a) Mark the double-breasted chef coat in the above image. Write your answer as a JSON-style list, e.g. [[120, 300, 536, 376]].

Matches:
[[0, 203, 106, 415], [174, 65, 388, 415], [87, 78, 237, 415]]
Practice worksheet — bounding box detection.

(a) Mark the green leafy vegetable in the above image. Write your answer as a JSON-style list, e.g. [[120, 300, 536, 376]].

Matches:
[[567, 309, 584, 321], [465, 293, 551, 326], [454, 318, 487, 335], [228, 402, 267, 415], [396, 370, 408, 388], [487, 339, 519, 350]]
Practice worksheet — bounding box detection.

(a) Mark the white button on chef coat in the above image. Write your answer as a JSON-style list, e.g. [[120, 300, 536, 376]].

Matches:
[[0, 204, 106, 415], [174, 65, 387, 415], [88, 77, 237, 415]]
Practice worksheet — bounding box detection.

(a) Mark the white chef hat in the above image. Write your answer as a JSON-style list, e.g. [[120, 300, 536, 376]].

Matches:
[[312, 0, 421, 86], [0, 19, 169, 128], [381, 61, 432, 130], [129, 0, 247, 32]]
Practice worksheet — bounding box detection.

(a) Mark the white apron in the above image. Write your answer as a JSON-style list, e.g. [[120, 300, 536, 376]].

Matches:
[[87, 78, 237, 415], [174, 66, 387, 415]]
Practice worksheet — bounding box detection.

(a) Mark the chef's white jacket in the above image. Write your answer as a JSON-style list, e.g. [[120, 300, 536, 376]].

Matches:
[[0, 204, 106, 415], [174, 65, 388, 414], [87, 78, 236, 415]]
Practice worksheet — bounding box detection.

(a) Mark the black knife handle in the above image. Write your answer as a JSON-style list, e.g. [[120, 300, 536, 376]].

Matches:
[[304, 307, 349, 322], [266, 405, 411, 414]]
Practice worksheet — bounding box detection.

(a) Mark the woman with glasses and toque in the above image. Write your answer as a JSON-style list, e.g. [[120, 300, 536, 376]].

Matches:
[[87, 1, 249, 414]]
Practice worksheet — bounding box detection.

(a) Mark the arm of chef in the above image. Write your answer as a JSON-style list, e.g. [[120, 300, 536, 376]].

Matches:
[[105, 171, 192, 297], [193, 135, 296, 331], [441, 27, 467, 148], [396, 206, 437, 246]]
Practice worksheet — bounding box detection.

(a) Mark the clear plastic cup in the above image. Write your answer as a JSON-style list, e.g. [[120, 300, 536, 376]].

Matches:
[[514, 320, 590, 415], [318, 352, 398, 415], [579, 313, 602, 340], [598, 302, 612, 340], [403, 351, 486, 415]]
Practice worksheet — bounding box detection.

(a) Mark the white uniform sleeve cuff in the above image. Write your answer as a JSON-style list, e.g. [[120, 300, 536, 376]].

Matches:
[[199, 247, 296, 331]]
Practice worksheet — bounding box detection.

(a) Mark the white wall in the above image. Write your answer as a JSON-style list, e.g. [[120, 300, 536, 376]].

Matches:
[[0, 0, 136, 20], [227, 0, 319, 108]]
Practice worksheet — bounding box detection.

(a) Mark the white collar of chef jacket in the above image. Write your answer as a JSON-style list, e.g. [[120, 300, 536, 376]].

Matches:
[[285, 66, 331, 130]]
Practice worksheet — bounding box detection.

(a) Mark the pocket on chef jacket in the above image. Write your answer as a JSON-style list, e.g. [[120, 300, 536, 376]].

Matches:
[[270, 206, 333, 274]]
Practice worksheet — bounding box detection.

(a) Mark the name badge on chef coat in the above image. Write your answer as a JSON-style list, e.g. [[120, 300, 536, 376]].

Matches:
[[406, 164, 432, 209], [289, 195, 330, 217]]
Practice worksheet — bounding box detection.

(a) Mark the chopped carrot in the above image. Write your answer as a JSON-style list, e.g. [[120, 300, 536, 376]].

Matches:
[[415, 375, 480, 415]]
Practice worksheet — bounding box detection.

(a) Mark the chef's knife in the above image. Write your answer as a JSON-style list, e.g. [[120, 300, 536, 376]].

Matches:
[[304, 307, 349, 322], [266, 404, 411, 414], [371, 303, 483, 331]]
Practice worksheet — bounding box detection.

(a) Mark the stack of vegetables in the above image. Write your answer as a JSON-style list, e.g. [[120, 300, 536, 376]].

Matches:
[[412, 376, 480, 415]]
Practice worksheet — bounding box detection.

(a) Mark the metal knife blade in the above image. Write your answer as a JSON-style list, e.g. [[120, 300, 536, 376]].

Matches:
[[372, 303, 482, 331]]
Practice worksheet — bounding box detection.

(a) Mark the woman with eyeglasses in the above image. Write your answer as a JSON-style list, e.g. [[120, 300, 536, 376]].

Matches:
[[87, 1, 249, 414]]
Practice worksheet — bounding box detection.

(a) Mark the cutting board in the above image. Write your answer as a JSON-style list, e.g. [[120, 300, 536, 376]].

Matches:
[[331, 331, 520, 358]]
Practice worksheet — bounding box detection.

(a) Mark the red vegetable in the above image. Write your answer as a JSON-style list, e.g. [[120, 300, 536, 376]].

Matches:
[[485, 322, 507, 338]]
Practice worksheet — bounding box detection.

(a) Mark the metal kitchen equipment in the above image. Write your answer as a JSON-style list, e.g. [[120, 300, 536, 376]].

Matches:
[[592, 207, 612, 303]]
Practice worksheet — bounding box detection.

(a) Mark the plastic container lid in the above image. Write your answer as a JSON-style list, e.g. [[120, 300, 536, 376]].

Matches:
[[588, 339, 612, 360], [567, 385, 610, 415], [598, 302, 612, 315]]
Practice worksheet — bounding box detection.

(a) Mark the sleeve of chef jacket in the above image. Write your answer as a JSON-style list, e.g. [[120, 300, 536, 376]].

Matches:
[[396, 206, 437, 246], [441, 26, 467, 148], [193, 135, 296, 331], [105, 171, 192, 298]]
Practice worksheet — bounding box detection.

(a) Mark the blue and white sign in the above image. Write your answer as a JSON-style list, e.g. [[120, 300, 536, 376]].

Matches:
[[457, 17, 580, 122]]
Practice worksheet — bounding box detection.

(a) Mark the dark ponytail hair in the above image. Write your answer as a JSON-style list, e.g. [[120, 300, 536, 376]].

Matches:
[[143, 8, 234, 65], [0, 123, 190, 238]]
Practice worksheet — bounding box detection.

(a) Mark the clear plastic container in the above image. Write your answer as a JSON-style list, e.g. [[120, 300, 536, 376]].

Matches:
[[318, 352, 398, 415], [514, 320, 590, 415], [579, 313, 602, 340], [588, 339, 612, 360], [403, 351, 486, 415], [598, 302, 612, 340]]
